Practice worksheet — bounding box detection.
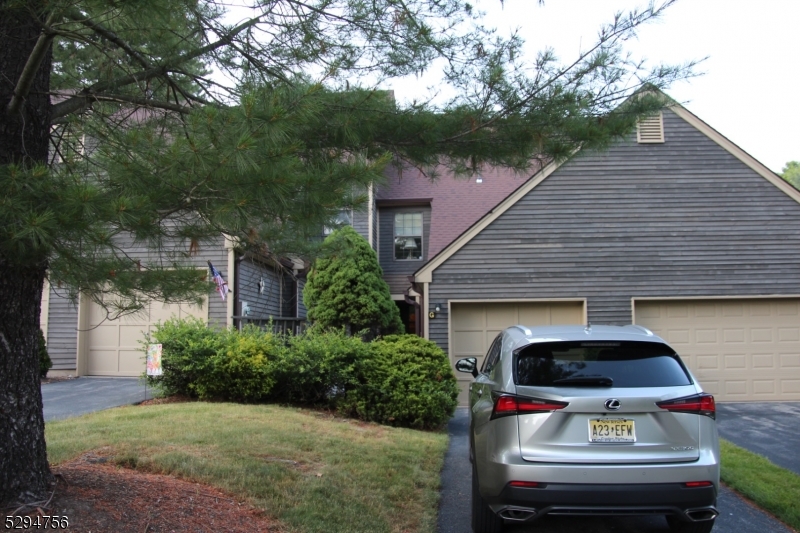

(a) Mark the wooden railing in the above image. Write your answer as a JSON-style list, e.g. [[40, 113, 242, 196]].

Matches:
[[233, 316, 307, 335]]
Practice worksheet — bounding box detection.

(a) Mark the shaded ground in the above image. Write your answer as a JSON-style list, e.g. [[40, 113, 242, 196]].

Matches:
[[5, 452, 285, 533]]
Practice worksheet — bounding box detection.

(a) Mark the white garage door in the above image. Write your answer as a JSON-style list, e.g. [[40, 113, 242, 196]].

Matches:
[[450, 301, 584, 404], [86, 298, 208, 376], [635, 299, 800, 402]]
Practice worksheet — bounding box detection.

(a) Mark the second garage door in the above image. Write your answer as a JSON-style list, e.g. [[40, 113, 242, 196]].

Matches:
[[86, 298, 208, 376], [450, 301, 584, 404], [635, 298, 800, 402]]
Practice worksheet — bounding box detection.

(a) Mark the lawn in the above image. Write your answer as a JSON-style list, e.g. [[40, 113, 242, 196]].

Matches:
[[46, 402, 449, 533], [720, 439, 800, 531]]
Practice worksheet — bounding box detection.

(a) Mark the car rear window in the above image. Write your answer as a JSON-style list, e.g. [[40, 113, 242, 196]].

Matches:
[[515, 341, 692, 388]]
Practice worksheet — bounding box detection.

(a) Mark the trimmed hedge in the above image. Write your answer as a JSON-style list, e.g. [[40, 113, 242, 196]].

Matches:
[[145, 320, 458, 429], [145, 319, 281, 402], [341, 335, 459, 429]]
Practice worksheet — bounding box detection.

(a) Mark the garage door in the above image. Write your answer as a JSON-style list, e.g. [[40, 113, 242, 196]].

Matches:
[[635, 299, 800, 402], [86, 298, 208, 376], [450, 301, 584, 404]]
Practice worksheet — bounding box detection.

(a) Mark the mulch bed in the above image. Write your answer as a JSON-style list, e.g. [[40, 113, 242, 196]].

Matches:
[[5, 453, 285, 533]]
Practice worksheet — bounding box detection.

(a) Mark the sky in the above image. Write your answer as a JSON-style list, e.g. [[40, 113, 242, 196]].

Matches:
[[386, 0, 798, 173]]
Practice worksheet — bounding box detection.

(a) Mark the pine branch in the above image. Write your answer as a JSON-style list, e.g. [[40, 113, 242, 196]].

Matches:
[[51, 15, 265, 120]]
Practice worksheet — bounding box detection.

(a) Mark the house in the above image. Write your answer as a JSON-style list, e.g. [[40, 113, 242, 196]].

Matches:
[[42, 90, 800, 405], [403, 100, 800, 404]]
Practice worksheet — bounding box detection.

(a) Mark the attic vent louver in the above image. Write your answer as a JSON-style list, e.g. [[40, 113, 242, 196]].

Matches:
[[637, 112, 664, 143]]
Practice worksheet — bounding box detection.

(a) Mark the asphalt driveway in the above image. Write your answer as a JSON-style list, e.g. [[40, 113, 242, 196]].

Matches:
[[42, 377, 149, 421], [437, 407, 795, 533], [716, 402, 800, 476]]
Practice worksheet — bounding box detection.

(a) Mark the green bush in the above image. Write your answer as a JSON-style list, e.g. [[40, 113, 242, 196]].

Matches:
[[197, 326, 281, 402], [341, 335, 459, 429], [304, 226, 402, 338], [271, 326, 371, 405], [145, 317, 221, 397], [38, 328, 52, 378], [146, 320, 459, 429]]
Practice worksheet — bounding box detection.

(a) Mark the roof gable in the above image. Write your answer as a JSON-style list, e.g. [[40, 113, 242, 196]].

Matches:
[[415, 98, 800, 283]]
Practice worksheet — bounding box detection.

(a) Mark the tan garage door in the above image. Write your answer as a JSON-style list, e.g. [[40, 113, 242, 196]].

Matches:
[[86, 298, 208, 376], [635, 299, 800, 402], [450, 301, 584, 404]]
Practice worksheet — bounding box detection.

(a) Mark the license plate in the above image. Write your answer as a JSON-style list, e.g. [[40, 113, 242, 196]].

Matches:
[[589, 418, 636, 443]]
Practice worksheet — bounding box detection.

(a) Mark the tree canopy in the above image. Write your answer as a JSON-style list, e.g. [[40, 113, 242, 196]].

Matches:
[[781, 161, 800, 189], [1, 0, 696, 505]]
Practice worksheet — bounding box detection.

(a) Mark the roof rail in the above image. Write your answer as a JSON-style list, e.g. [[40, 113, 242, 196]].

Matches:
[[509, 325, 532, 336], [627, 324, 654, 336]]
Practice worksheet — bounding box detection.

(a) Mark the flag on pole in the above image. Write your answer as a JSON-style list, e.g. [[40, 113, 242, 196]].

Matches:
[[208, 261, 229, 301]]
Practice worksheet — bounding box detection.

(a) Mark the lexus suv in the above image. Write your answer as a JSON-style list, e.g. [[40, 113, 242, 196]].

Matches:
[[456, 324, 719, 533]]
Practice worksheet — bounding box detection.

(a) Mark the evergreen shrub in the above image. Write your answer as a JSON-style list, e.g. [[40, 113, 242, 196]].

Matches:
[[341, 334, 459, 429], [271, 326, 370, 405], [198, 326, 282, 402], [145, 317, 221, 397]]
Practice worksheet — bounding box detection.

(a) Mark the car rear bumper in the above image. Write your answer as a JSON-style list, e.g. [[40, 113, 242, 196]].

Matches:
[[486, 482, 717, 523]]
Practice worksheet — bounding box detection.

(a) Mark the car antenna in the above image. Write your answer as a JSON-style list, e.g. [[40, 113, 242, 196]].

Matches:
[[585, 323, 592, 334]]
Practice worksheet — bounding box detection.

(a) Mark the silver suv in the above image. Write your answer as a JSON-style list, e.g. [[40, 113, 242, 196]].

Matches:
[[456, 325, 719, 533]]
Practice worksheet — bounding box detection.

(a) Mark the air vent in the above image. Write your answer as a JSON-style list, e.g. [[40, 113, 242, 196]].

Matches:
[[637, 112, 664, 143]]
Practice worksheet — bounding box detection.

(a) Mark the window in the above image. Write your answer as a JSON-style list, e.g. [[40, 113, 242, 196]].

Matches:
[[481, 335, 503, 374], [394, 212, 422, 260], [323, 209, 352, 235], [515, 341, 691, 388]]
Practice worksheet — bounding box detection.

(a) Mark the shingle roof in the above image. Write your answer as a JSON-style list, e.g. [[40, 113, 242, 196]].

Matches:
[[377, 163, 539, 259]]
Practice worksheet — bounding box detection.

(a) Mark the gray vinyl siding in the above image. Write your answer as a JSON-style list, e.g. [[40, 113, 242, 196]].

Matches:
[[427, 109, 800, 353], [237, 257, 283, 318], [378, 206, 431, 293], [45, 289, 79, 371], [352, 205, 369, 243], [44, 234, 230, 369]]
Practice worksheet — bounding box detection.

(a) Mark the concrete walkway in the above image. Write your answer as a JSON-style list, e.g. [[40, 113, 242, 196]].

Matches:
[[437, 408, 794, 533], [42, 377, 150, 421]]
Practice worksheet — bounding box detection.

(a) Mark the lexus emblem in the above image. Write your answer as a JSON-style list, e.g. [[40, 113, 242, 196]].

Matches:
[[604, 399, 621, 411]]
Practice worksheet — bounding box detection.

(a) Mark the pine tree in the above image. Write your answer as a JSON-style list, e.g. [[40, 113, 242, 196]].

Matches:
[[304, 226, 403, 338], [1, 0, 694, 505]]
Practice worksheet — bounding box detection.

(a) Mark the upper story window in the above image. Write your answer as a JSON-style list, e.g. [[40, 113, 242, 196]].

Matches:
[[323, 209, 352, 236], [394, 212, 422, 260]]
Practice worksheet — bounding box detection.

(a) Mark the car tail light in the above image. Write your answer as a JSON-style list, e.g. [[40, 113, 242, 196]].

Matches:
[[684, 481, 713, 488], [509, 481, 540, 488], [656, 393, 716, 419], [491, 393, 569, 420]]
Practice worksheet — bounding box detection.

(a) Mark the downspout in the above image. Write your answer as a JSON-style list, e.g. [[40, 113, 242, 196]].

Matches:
[[368, 183, 375, 250]]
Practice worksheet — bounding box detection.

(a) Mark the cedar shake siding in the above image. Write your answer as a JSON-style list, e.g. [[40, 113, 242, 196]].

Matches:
[[425, 109, 800, 354]]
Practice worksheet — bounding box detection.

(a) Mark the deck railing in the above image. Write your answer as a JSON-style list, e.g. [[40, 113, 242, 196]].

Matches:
[[233, 316, 307, 336]]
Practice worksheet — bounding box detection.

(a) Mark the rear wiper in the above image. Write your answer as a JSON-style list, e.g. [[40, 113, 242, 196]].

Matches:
[[552, 376, 613, 386]]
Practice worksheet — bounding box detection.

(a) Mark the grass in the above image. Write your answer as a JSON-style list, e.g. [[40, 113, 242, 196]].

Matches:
[[46, 402, 449, 533], [720, 439, 800, 530]]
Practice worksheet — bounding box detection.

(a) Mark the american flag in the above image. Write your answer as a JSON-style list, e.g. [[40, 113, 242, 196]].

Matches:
[[207, 261, 229, 301]]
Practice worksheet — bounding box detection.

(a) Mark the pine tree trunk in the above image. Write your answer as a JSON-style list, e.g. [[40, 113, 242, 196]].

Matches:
[[0, 259, 52, 506], [0, 0, 55, 506]]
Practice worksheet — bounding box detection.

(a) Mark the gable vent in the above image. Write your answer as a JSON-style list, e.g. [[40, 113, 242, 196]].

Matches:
[[637, 112, 664, 143]]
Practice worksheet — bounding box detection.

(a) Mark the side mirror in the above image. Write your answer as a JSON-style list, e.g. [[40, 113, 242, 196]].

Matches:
[[455, 357, 479, 378]]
